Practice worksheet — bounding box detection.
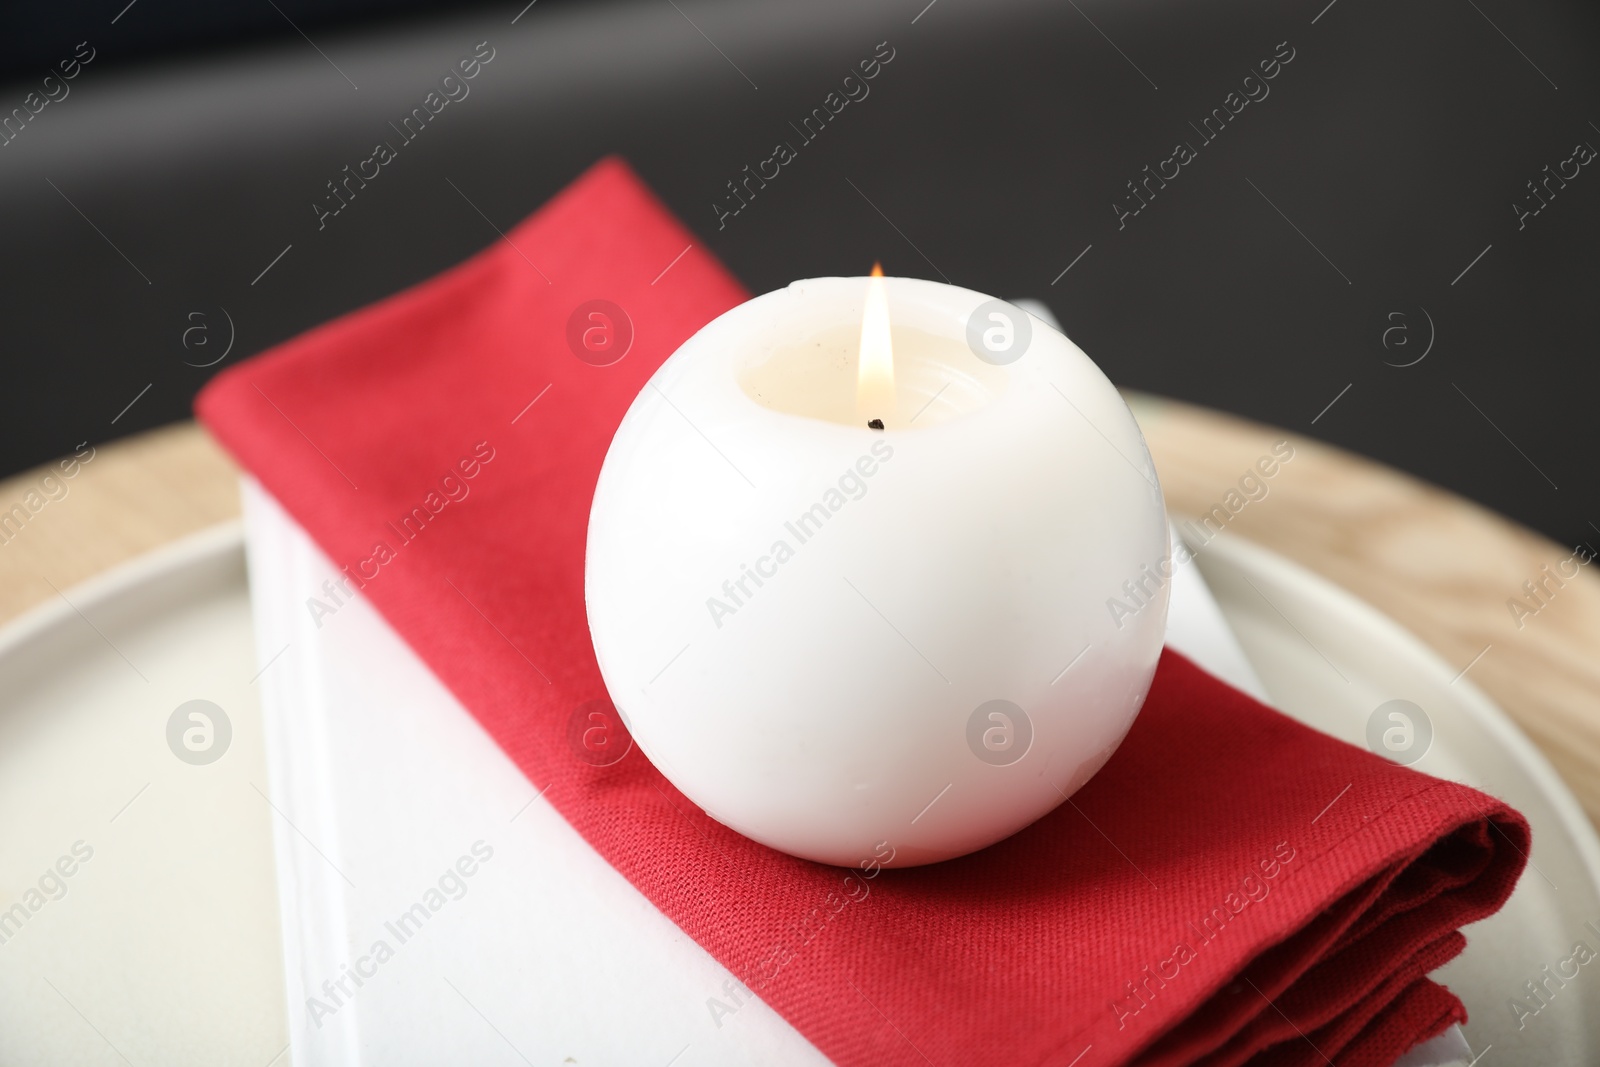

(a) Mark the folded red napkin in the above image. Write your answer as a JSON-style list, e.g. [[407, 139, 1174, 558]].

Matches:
[[198, 158, 1529, 1066]]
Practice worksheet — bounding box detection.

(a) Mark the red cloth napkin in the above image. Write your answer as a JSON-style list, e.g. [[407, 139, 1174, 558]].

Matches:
[[198, 158, 1529, 1066]]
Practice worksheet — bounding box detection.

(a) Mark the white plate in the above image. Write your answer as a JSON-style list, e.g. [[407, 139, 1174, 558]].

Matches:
[[1191, 532, 1600, 1063], [0, 522, 1594, 1064], [0, 523, 287, 1067]]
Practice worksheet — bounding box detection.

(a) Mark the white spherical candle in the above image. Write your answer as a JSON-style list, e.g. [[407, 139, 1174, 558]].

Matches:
[[585, 275, 1169, 867]]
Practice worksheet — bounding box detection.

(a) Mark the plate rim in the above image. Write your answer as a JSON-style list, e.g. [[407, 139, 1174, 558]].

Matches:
[[9, 518, 1595, 896], [0, 520, 243, 661], [1191, 526, 1600, 910]]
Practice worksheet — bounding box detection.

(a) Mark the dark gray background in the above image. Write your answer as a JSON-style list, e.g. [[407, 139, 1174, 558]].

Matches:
[[1, 0, 1595, 550]]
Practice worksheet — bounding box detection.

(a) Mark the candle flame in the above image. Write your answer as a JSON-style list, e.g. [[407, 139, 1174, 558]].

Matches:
[[856, 263, 894, 426]]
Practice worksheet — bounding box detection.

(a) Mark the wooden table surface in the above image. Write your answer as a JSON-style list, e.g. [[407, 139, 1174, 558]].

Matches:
[[3, 398, 1598, 826]]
